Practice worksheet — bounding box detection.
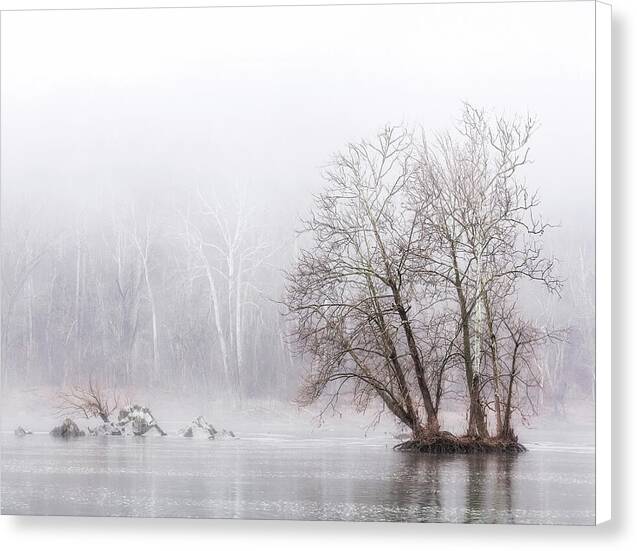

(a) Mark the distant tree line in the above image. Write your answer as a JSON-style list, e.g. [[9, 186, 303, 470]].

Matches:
[[1, 188, 296, 400]]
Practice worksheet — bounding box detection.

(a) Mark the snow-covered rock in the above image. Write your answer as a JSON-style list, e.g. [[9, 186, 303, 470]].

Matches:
[[179, 416, 235, 440], [85, 405, 167, 437], [117, 405, 166, 436], [14, 426, 32, 437], [50, 418, 85, 438], [88, 422, 123, 436], [179, 416, 217, 439]]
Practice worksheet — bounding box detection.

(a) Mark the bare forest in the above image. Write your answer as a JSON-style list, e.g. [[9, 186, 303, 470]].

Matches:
[[1, 105, 595, 443], [1, 184, 296, 401]]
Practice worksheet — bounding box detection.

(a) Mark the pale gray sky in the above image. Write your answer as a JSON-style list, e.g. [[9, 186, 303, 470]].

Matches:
[[1, 2, 595, 248]]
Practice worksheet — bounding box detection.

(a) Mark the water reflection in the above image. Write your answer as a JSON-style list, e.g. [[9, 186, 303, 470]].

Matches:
[[0, 435, 593, 524], [493, 455, 515, 524], [393, 452, 520, 524], [389, 452, 443, 522], [464, 455, 487, 523]]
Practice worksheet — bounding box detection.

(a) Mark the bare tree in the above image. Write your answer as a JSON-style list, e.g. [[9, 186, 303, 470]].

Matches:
[[106, 215, 144, 384], [178, 191, 275, 398], [285, 126, 440, 437], [2, 103, 575, 438], [495, 311, 559, 440], [1, 203, 52, 386], [131, 207, 160, 382], [287, 106, 560, 442], [408, 104, 559, 438], [57, 379, 121, 423]]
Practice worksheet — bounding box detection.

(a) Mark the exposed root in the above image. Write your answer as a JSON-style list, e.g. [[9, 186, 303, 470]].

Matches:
[[394, 433, 527, 454]]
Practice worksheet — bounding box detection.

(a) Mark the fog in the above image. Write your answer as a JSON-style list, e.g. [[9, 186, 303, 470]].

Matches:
[[1, 3, 595, 423]]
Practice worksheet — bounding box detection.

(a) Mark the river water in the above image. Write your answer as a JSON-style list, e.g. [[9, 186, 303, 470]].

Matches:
[[0, 429, 594, 524]]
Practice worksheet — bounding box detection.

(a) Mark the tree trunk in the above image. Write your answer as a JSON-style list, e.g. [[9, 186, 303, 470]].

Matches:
[[451, 245, 488, 438], [348, 347, 419, 434], [502, 341, 520, 441], [483, 295, 503, 436], [365, 276, 423, 436], [74, 227, 83, 384], [360, 197, 433, 436], [203, 262, 231, 389], [390, 283, 439, 433], [141, 254, 159, 381]]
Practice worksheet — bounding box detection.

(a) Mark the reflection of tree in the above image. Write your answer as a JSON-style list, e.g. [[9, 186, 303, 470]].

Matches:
[[384, 452, 492, 523], [393, 453, 444, 522], [462, 454, 518, 524], [423, 456, 443, 519], [463, 455, 487, 523], [381, 451, 520, 523], [493, 455, 516, 523]]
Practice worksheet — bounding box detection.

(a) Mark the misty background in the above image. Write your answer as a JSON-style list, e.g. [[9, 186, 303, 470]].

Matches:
[[0, 3, 595, 423]]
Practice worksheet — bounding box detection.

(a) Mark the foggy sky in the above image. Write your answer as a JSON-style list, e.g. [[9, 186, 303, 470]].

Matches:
[[1, 2, 595, 250]]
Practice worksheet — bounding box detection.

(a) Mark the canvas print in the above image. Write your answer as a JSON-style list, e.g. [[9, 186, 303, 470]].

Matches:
[[0, 2, 602, 524]]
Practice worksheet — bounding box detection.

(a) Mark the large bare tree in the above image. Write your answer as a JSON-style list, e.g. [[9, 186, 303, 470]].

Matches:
[[408, 104, 559, 438], [286, 106, 561, 443], [285, 126, 440, 437]]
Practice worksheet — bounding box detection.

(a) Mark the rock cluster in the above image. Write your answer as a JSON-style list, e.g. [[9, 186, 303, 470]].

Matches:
[[88, 422, 123, 436], [14, 426, 33, 437], [28, 408, 234, 440], [117, 405, 167, 436], [50, 418, 85, 438], [179, 416, 235, 440], [89, 405, 167, 436]]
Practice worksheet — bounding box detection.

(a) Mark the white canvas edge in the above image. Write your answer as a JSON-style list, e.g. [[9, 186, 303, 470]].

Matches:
[[0, 0, 608, 528], [595, 0, 611, 526]]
